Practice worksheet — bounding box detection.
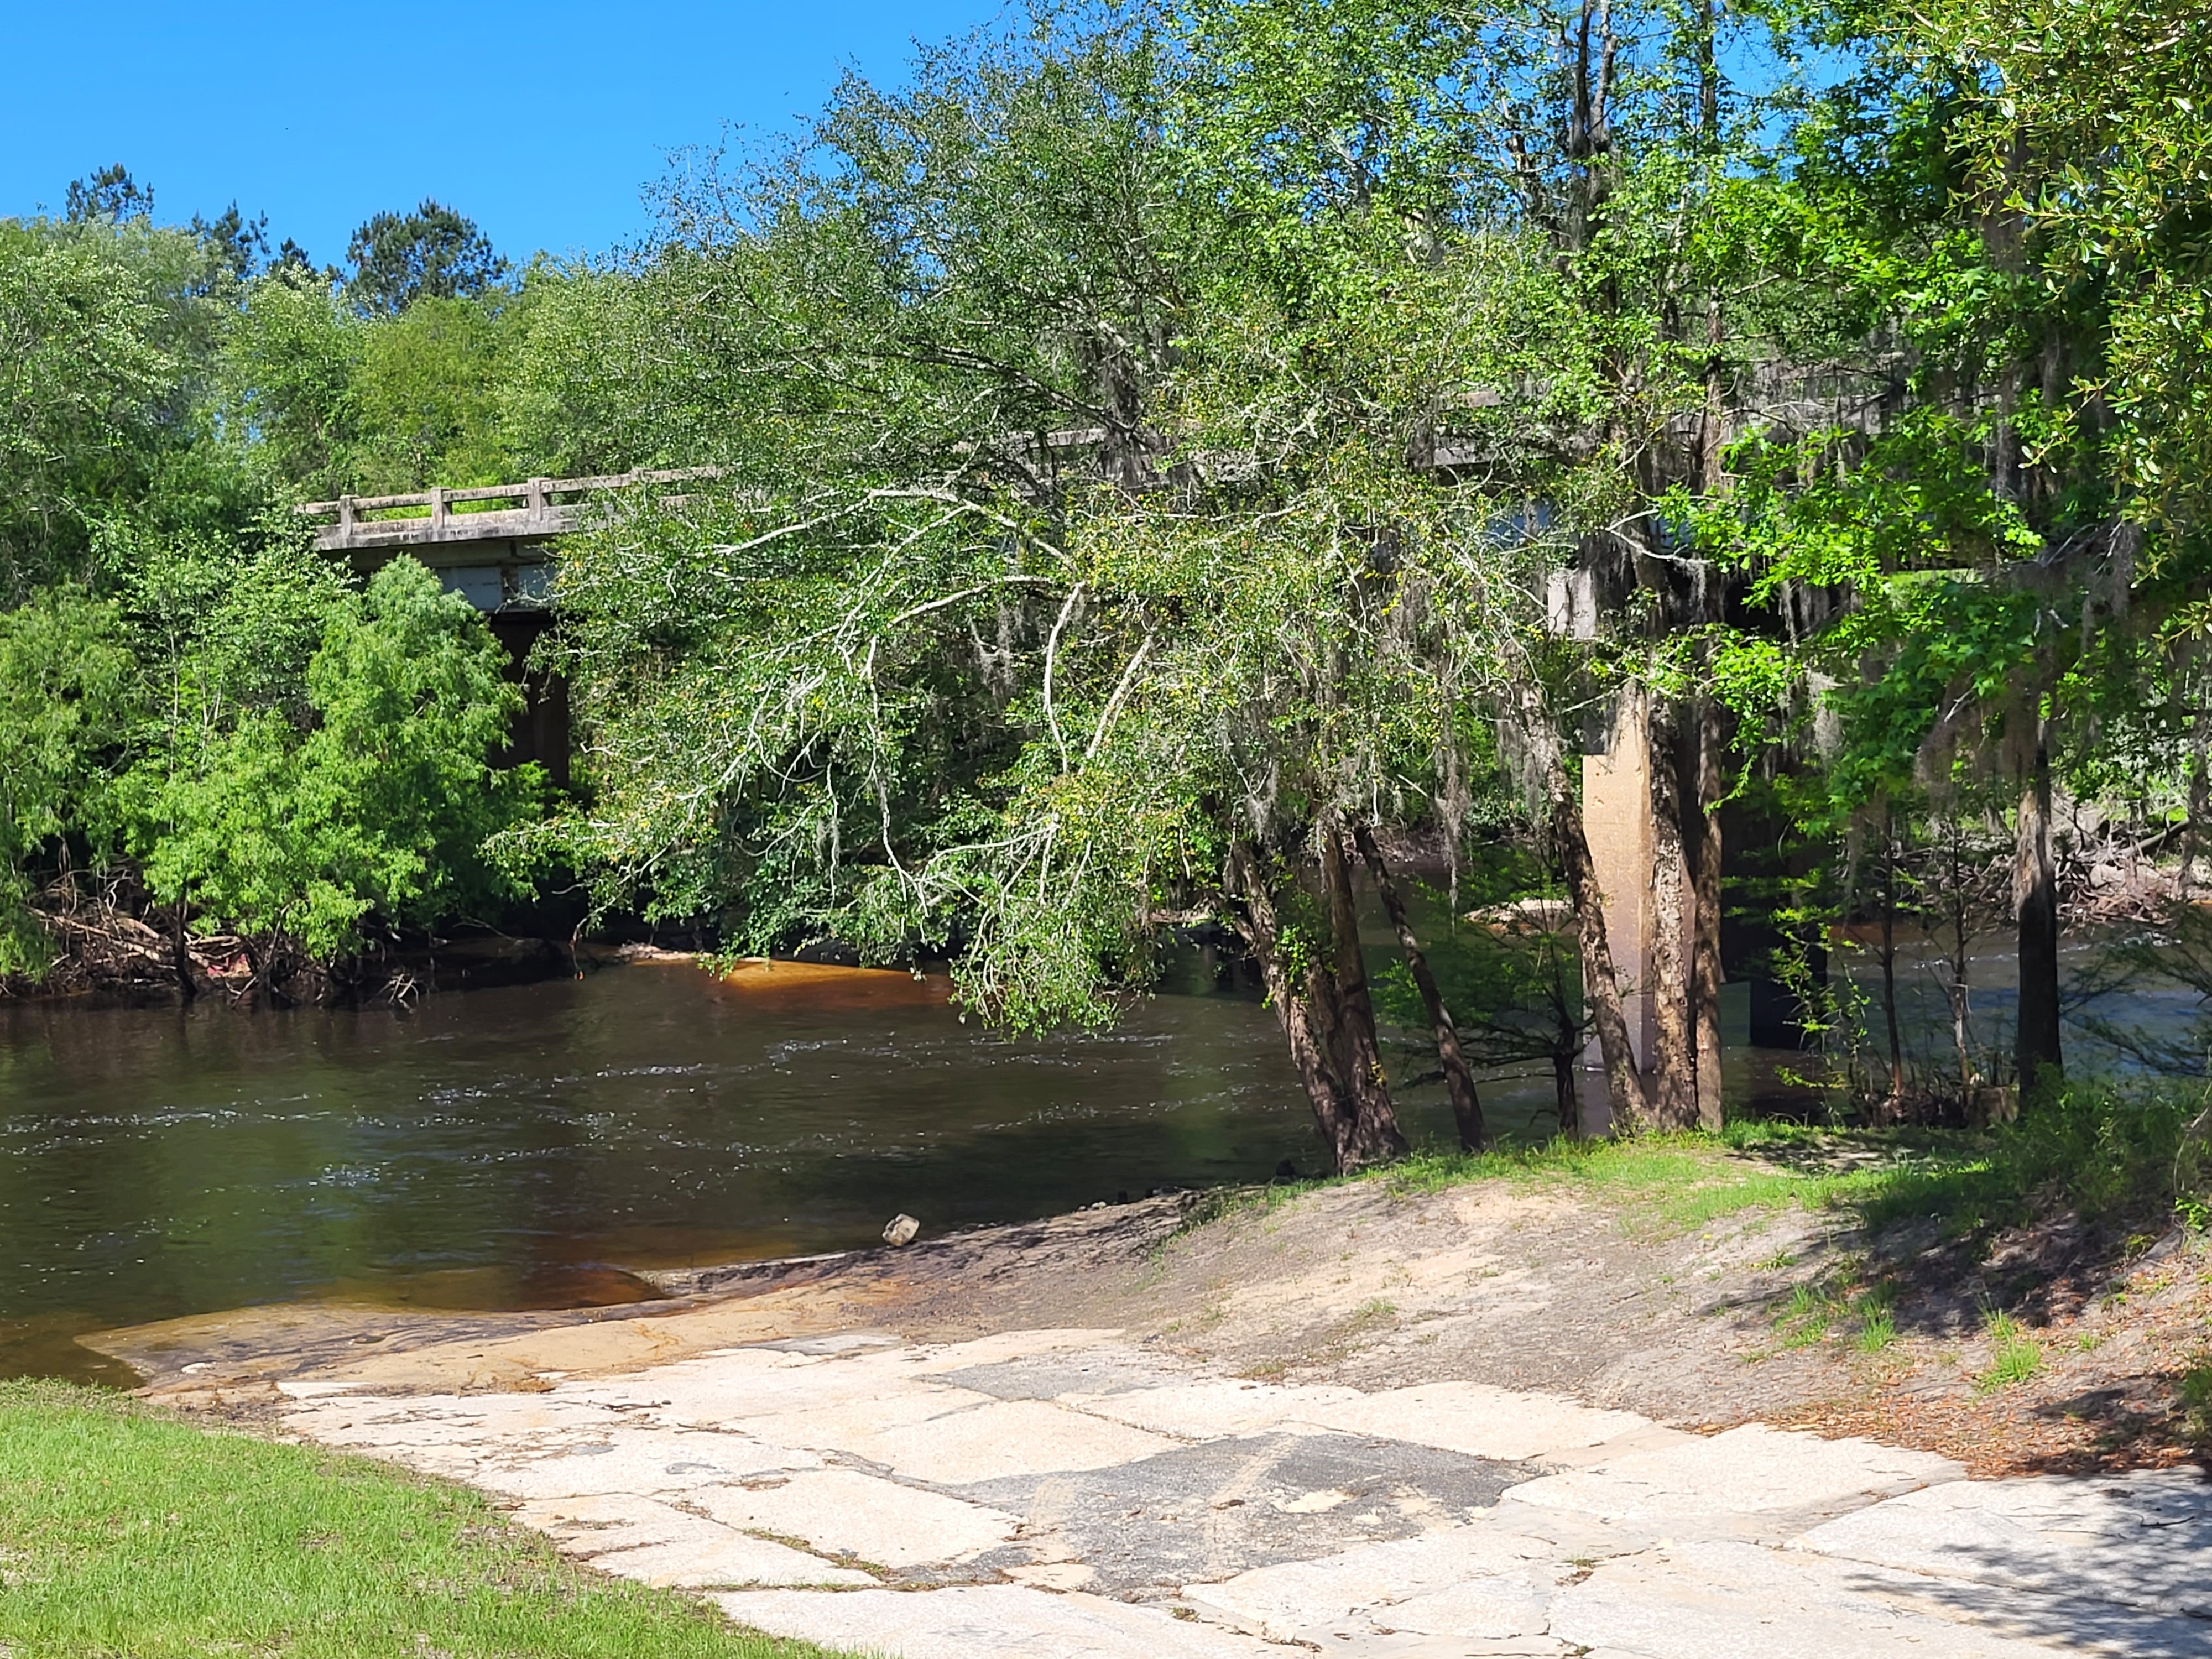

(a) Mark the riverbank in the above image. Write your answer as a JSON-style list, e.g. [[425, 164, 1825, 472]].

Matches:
[[76, 1125, 2212, 1657], [101, 1107, 2212, 1475]]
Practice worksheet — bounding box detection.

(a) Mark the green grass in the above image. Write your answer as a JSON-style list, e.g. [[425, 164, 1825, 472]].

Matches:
[[0, 1380, 849, 1659], [1183, 1080, 2209, 1256], [1975, 1311, 2046, 1392], [1854, 1307, 1899, 1353], [2178, 1352, 2212, 1443], [1375, 1121, 1929, 1233]]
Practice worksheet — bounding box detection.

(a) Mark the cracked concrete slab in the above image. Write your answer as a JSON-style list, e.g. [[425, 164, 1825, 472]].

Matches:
[[687, 1467, 1022, 1567], [716, 1584, 1277, 1658], [1179, 1521, 1573, 1641], [1060, 1377, 1367, 1439], [1503, 1423, 1961, 1527], [744, 1392, 1181, 1483], [465, 1425, 822, 1499], [1292, 1381, 1659, 1463], [281, 1389, 621, 1447], [1548, 1537, 2078, 1658], [1794, 1467, 2212, 1618], [552, 1347, 933, 1426], [505, 1490, 872, 1586], [932, 1348, 1193, 1402], [268, 1324, 2209, 1658], [954, 1431, 1536, 1593]]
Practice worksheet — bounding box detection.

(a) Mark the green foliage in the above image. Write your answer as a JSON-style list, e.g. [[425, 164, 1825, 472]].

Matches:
[[4, 0, 2209, 1057], [129, 559, 540, 964], [1855, 1305, 1899, 1352], [0, 221, 185, 595], [0, 1379, 846, 1657], [343, 199, 509, 317], [2179, 1352, 2212, 1443], [349, 295, 509, 491], [65, 164, 156, 226], [0, 592, 142, 972], [220, 267, 364, 498]]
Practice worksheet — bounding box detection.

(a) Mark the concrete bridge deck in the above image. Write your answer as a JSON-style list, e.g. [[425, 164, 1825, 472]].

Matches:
[[297, 469, 712, 612]]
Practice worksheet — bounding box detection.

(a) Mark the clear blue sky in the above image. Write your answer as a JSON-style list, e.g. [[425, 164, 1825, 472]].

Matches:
[[3, 1, 1008, 267]]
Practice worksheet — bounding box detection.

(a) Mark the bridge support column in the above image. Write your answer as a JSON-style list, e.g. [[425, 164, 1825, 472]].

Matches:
[[1579, 686, 1694, 1132]]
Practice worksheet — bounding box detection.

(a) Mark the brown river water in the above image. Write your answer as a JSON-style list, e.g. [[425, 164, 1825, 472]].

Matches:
[[0, 959, 1570, 1385], [12, 920, 2125, 1389]]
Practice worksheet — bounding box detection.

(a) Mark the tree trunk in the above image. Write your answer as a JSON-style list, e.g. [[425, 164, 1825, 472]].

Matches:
[[1321, 822, 1408, 1166], [1690, 698, 1725, 1130], [1648, 699, 1697, 1129], [1520, 687, 1646, 1131], [170, 902, 197, 1003], [2185, 696, 2208, 896], [1880, 813, 1904, 1108], [1946, 824, 1975, 1093], [2015, 738, 2063, 1097], [1232, 842, 1405, 1172], [1231, 844, 1360, 1164], [1354, 823, 1487, 1152]]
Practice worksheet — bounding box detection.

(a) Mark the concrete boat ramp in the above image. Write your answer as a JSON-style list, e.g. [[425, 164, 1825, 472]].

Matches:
[[270, 1324, 2212, 1657]]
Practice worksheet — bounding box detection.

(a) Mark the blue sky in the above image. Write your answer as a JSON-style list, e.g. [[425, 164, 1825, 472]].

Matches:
[[3, 2, 1007, 267]]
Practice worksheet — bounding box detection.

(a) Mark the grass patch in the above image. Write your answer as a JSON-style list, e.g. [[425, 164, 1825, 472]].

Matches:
[[1775, 1282, 1848, 1348], [1176, 1081, 2209, 1262], [2178, 1353, 2212, 1444], [1854, 1307, 1898, 1353], [0, 1380, 848, 1658], [1975, 1311, 2046, 1392], [1379, 1123, 1913, 1233]]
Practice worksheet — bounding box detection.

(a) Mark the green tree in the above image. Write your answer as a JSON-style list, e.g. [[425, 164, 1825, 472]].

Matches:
[[350, 295, 509, 490], [0, 593, 141, 974], [345, 201, 509, 317], [64, 164, 154, 225], [0, 222, 182, 596], [130, 559, 541, 993]]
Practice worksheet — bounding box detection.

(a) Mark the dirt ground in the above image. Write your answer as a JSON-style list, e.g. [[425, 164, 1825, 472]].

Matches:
[[96, 1155, 2212, 1478]]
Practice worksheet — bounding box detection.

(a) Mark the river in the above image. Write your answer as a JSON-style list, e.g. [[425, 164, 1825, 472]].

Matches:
[[0, 959, 1580, 1385], [3, 923, 2192, 1386]]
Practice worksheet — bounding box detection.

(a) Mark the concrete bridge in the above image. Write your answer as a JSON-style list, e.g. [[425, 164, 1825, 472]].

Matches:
[[298, 469, 710, 612], [298, 471, 711, 785]]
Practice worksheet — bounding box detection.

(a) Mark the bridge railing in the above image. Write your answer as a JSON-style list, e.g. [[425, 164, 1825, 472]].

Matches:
[[298, 468, 718, 552]]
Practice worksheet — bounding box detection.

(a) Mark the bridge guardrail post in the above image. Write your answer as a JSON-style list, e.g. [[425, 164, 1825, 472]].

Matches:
[[429, 487, 447, 534]]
